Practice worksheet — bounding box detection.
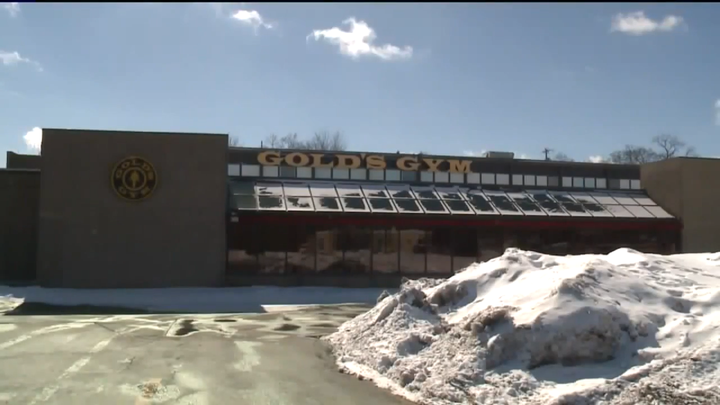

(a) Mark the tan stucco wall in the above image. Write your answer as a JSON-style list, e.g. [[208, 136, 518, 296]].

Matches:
[[642, 157, 720, 253], [36, 129, 228, 288]]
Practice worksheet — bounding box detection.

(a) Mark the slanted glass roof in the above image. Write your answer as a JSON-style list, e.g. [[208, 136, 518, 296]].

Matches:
[[228, 180, 676, 220]]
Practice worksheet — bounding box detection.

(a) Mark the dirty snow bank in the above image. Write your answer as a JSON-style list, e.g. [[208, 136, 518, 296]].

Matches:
[[324, 248, 720, 404], [0, 286, 389, 313]]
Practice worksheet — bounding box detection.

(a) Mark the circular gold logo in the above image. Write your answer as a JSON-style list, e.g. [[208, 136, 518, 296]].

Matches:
[[111, 156, 158, 202]]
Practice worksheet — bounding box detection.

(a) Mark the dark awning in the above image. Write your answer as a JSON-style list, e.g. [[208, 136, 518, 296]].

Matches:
[[228, 180, 675, 221]]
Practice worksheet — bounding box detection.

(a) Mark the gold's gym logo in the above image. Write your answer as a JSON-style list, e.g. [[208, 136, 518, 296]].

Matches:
[[111, 156, 158, 201]]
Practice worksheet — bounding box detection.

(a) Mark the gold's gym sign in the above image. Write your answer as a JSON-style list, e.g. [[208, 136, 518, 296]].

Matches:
[[111, 156, 158, 202]]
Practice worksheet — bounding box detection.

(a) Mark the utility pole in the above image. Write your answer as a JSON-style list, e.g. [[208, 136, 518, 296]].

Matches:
[[542, 148, 553, 161]]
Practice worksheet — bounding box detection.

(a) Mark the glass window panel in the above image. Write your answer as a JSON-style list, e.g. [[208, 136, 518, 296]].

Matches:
[[467, 172, 480, 184], [280, 166, 296, 178], [585, 178, 596, 189], [420, 171, 434, 182], [454, 229, 478, 271], [309, 184, 338, 197], [561, 202, 591, 217], [232, 195, 258, 210], [258, 195, 286, 210], [227, 222, 259, 273], [496, 173, 510, 185], [263, 166, 279, 177], [285, 225, 315, 274], [283, 183, 311, 196], [341, 197, 370, 212], [507, 192, 546, 216], [608, 179, 621, 189], [434, 172, 450, 183], [570, 193, 599, 204], [465, 191, 498, 215], [625, 205, 654, 218], [631, 179, 641, 190], [412, 186, 439, 200], [402, 171, 418, 182], [529, 192, 568, 216], [620, 179, 631, 190], [286, 196, 314, 211], [350, 168, 367, 180], [562, 177, 572, 187], [426, 229, 452, 274], [363, 185, 388, 198], [395, 199, 424, 213], [315, 167, 332, 179], [588, 193, 618, 205], [549, 191, 575, 204], [604, 205, 634, 218], [368, 169, 384, 181], [336, 184, 364, 197], [611, 194, 639, 205], [241, 164, 260, 177], [228, 164, 240, 176], [387, 184, 413, 199], [524, 175, 536, 186], [632, 196, 657, 206], [386, 169, 401, 181], [483, 191, 522, 215], [229, 181, 255, 195], [314, 197, 342, 212], [596, 178, 607, 189], [450, 172, 464, 184], [419, 199, 449, 213], [255, 183, 284, 196], [435, 187, 463, 200], [258, 228, 286, 274], [339, 226, 371, 274], [297, 167, 312, 179], [645, 205, 673, 218], [399, 229, 426, 274], [573, 177, 584, 188], [481, 173, 495, 185], [333, 168, 350, 179], [316, 228, 343, 274], [579, 201, 613, 217], [512, 174, 523, 185], [536, 175, 548, 187], [372, 229, 399, 274], [368, 198, 396, 213], [548, 176, 559, 187], [445, 199, 474, 214]]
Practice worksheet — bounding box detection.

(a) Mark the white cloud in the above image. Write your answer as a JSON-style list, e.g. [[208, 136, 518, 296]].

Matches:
[[2, 2, 19, 18], [588, 155, 606, 163], [610, 11, 684, 36], [715, 99, 720, 126], [23, 127, 42, 152], [231, 8, 273, 32], [0, 50, 42, 71], [308, 18, 413, 61]]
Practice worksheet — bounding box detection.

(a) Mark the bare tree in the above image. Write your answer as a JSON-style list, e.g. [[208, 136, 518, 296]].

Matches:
[[262, 130, 347, 151], [608, 145, 660, 164], [228, 136, 241, 147], [607, 135, 698, 164], [552, 152, 575, 162], [652, 134, 697, 159]]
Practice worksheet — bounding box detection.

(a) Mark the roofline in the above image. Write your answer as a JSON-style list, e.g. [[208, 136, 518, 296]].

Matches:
[[42, 128, 229, 137]]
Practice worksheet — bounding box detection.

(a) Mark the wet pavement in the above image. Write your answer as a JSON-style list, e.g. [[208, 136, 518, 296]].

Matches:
[[0, 305, 412, 405]]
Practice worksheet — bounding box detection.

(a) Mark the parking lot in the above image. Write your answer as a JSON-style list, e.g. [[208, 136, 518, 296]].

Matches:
[[0, 304, 411, 405]]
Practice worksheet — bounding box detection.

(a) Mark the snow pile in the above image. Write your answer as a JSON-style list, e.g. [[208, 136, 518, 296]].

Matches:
[[324, 248, 720, 404], [0, 286, 390, 313]]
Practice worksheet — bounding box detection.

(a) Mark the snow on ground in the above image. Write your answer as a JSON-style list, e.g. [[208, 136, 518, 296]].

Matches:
[[0, 286, 390, 313], [324, 248, 720, 405]]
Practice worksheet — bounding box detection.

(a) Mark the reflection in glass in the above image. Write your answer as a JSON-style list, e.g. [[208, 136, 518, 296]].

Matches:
[[368, 198, 396, 212], [232, 195, 257, 210], [427, 228, 452, 273], [286, 225, 315, 273], [227, 222, 258, 273], [509, 194, 544, 214], [487, 194, 520, 213], [445, 200, 472, 213], [454, 229, 477, 271], [420, 199, 448, 213], [372, 228, 399, 273], [414, 188, 439, 199], [399, 229, 426, 273], [316, 227, 343, 274], [531, 193, 567, 215], [314, 197, 342, 211], [395, 199, 423, 213], [258, 196, 285, 210], [478, 230, 504, 262], [467, 194, 497, 214], [258, 227, 286, 274], [341, 197, 369, 212], [339, 226, 371, 273], [363, 186, 388, 198], [286, 197, 313, 210]]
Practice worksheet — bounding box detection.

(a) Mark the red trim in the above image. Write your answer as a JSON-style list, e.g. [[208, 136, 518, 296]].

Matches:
[[233, 213, 682, 231]]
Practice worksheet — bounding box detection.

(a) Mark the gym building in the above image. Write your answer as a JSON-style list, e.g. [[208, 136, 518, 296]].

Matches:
[[0, 128, 718, 288]]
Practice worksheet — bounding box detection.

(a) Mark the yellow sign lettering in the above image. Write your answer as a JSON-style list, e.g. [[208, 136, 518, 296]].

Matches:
[[447, 159, 471, 173], [365, 154, 386, 169], [284, 152, 310, 167], [422, 158, 444, 172], [397, 156, 420, 171], [310, 154, 333, 168], [335, 154, 362, 169], [257, 151, 282, 166]]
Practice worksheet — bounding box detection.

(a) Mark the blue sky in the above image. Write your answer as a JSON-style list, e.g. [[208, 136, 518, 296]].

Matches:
[[1, 2, 719, 167]]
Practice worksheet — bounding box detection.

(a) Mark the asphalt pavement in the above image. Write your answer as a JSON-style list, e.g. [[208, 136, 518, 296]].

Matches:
[[0, 305, 413, 405]]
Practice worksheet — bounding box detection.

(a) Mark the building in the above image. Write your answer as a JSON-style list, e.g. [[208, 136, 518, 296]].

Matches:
[[1, 128, 714, 289]]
